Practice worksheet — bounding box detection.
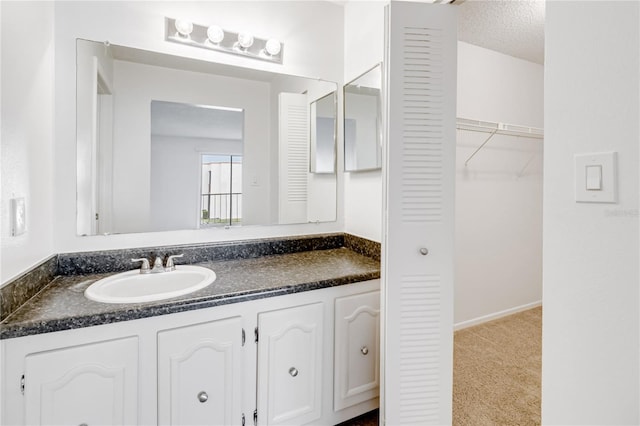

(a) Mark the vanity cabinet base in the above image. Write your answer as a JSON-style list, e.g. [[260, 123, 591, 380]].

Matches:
[[1, 280, 380, 426]]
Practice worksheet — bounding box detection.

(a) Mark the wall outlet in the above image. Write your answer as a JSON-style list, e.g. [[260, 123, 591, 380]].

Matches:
[[10, 198, 26, 236]]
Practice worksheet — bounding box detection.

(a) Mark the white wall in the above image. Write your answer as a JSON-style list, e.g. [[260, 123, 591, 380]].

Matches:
[[344, 92, 380, 170], [150, 136, 243, 232], [542, 2, 639, 424], [76, 39, 115, 236], [454, 42, 543, 326], [457, 42, 543, 127], [343, 1, 385, 243], [0, 2, 55, 284], [54, 1, 344, 253], [111, 59, 270, 233]]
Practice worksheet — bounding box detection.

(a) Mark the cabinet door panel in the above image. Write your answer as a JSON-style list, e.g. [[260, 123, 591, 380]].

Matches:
[[257, 303, 323, 425], [157, 316, 242, 426], [334, 291, 380, 410], [24, 336, 138, 426]]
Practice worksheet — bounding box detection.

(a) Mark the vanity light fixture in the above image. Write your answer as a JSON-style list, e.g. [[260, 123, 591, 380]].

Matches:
[[264, 38, 282, 56], [207, 25, 224, 44], [165, 17, 283, 64], [174, 19, 194, 38], [237, 32, 254, 49]]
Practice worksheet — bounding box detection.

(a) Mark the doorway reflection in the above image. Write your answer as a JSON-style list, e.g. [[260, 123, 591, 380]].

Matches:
[[200, 155, 243, 227]]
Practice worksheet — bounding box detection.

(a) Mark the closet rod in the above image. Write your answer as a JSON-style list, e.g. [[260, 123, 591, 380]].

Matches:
[[456, 117, 543, 166]]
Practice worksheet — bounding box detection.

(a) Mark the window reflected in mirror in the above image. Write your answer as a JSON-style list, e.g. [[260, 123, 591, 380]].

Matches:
[[344, 64, 382, 172], [200, 155, 243, 227]]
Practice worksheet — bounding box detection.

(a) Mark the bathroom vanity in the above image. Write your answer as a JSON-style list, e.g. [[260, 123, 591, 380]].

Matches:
[[0, 234, 380, 426]]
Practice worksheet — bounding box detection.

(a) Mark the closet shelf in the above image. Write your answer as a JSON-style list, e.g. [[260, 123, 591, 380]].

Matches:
[[456, 117, 544, 167]]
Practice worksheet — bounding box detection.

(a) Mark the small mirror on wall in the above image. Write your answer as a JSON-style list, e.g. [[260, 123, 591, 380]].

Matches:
[[310, 91, 336, 173], [344, 64, 382, 172]]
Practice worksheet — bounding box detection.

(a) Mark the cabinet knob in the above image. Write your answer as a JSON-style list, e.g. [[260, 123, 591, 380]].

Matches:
[[419, 247, 429, 256], [361, 346, 369, 355], [197, 391, 209, 403], [79, 424, 88, 426], [289, 367, 299, 377]]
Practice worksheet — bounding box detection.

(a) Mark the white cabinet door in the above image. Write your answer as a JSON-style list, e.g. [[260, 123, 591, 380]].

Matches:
[[257, 303, 323, 425], [157, 316, 243, 426], [334, 291, 380, 411], [24, 336, 138, 426]]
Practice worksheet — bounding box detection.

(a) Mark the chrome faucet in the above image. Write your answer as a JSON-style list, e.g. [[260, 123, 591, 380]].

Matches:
[[151, 256, 164, 273], [131, 257, 150, 273], [131, 254, 184, 274], [165, 254, 184, 271]]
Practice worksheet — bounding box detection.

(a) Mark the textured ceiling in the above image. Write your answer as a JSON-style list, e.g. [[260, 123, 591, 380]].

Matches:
[[457, 0, 545, 64], [151, 101, 243, 140]]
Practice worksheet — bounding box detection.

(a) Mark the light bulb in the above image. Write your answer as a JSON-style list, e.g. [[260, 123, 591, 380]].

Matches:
[[207, 25, 224, 44], [237, 32, 254, 49], [174, 19, 193, 37], [265, 38, 281, 56]]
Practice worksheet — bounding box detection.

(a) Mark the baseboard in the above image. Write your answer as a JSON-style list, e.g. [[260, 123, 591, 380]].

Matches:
[[454, 301, 542, 331]]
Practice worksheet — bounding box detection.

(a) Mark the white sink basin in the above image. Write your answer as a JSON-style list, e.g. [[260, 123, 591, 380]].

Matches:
[[85, 265, 216, 304]]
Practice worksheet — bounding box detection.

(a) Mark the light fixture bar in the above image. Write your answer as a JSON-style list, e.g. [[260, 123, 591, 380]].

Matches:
[[165, 17, 283, 64]]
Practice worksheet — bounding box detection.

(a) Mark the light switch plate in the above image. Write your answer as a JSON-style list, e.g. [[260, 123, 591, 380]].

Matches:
[[10, 198, 26, 236], [575, 152, 617, 203]]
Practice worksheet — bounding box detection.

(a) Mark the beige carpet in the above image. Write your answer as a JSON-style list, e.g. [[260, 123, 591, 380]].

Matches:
[[339, 307, 541, 426], [453, 306, 542, 425]]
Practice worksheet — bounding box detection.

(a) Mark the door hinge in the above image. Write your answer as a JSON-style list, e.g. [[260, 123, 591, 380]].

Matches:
[[254, 326, 259, 343], [242, 413, 245, 426], [253, 409, 257, 426], [95, 213, 99, 221], [242, 328, 246, 346], [20, 374, 25, 394]]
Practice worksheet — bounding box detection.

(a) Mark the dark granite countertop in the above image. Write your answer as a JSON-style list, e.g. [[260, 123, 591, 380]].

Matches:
[[0, 248, 380, 340]]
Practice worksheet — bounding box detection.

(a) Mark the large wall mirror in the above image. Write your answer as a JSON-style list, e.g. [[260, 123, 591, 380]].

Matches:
[[344, 64, 382, 172], [76, 39, 337, 236]]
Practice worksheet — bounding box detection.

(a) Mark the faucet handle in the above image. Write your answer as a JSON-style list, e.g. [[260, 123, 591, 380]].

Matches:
[[131, 258, 150, 273], [165, 254, 184, 271]]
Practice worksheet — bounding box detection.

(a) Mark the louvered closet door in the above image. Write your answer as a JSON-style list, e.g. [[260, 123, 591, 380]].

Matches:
[[382, 2, 457, 425], [278, 92, 309, 224]]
